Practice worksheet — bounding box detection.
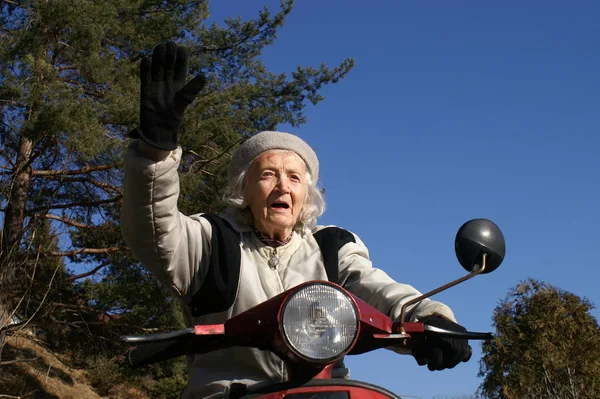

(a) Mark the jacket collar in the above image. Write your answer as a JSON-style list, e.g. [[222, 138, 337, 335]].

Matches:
[[219, 208, 313, 237]]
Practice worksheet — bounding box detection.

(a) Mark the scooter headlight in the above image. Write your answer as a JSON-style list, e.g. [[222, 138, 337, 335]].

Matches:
[[281, 283, 359, 362]]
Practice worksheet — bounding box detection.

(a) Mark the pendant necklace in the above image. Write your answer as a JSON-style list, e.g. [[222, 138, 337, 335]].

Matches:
[[268, 248, 279, 269]]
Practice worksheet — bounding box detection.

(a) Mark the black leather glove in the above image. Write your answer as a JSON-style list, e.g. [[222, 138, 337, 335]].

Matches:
[[412, 315, 472, 371], [130, 41, 206, 150]]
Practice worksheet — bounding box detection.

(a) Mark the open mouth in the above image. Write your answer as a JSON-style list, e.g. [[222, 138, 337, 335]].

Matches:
[[270, 201, 290, 210]]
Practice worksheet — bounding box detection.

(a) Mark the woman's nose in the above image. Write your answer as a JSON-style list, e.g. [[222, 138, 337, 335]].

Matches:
[[275, 176, 291, 193]]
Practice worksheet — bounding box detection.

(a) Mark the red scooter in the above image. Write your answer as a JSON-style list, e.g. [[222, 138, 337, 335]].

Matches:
[[122, 218, 505, 399]]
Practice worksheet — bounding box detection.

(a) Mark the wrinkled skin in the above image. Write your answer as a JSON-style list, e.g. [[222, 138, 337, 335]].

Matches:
[[245, 150, 307, 240]]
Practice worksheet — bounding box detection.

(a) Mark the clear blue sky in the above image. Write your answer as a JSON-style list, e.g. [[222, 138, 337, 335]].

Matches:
[[208, 2, 600, 398]]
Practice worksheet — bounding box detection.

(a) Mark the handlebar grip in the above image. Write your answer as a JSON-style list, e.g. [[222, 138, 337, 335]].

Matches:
[[422, 325, 493, 340], [124, 333, 194, 368], [122, 328, 194, 344], [121, 328, 229, 368]]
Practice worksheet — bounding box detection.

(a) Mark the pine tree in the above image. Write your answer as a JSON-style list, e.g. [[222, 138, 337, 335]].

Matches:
[[0, 0, 353, 371], [478, 279, 600, 398]]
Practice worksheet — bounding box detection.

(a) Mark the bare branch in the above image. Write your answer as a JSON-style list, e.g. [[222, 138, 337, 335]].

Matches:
[[61, 78, 104, 97], [31, 163, 122, 176], [566, 365, 578, 399], [37, 176, 122, 195], [0, 394, 26, 399], [57, 65, 78, 72], [57, 41, 76, 50], [0, 357, 40, 366], [8, 263, 61, 337], [66, 260, 112, 281], [42, 246, 127, 257], [25, 195, 122, 214], [52, 302, 101, 312], [51, 320, 109, 327], [38, 213, 97, 230], [185, 136, 243, 174]]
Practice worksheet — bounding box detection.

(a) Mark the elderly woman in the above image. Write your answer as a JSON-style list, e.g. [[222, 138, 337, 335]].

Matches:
[[121, 42, 470, 399]]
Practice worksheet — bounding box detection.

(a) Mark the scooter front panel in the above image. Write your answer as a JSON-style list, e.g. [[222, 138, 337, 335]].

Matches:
[[241, 379, 402, 399]]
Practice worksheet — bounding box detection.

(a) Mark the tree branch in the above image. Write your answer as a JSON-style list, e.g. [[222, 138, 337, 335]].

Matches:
[[25, 195, 122, 214], [41, 246, 127, 257], [57, 65, 78, 72], [52, 302, 101, 313], [129, 0, 207, 16], [0, 395, 24, 399], [0, 358, 40, 366], [137, 6, 183, 15], [566, 365, 578, 399], [35, 176, 122, 195], [37, 213, 97, 230], [31, 163, 122, 176], [66, 260, 112, 281], [184, 136, 243, 174], [198, 14, 287, 54], [5, 263, 61, 337], [19, 135, 55, 173], [61, 78, 105, 98]]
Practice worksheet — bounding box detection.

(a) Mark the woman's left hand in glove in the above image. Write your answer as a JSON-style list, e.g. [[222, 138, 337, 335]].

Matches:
[[412, 315, 472, 371]]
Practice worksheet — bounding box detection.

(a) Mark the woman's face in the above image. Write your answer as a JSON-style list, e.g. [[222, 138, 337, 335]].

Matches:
[[244, 150, 307, 240]]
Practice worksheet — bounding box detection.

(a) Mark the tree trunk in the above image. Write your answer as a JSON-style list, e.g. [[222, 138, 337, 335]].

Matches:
[[1, 134, 33, 256], [0, 133, 33, 360]]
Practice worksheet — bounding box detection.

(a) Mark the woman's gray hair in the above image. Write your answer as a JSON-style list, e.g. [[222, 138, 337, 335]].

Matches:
[[223, 156, 326, 233]]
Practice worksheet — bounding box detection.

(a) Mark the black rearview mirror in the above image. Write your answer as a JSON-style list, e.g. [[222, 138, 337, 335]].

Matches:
[[455, 218, 505, 273], [398, 218, 506, 327]]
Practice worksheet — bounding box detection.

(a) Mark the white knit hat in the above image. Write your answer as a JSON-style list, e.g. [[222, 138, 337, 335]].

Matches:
[[228, 131, 319, 188]]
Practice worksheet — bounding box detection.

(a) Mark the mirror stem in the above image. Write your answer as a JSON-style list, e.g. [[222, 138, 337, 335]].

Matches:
[[397, 253, 487, 332]]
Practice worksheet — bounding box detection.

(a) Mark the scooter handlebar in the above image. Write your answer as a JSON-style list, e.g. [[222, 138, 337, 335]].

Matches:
[[121, 329, 227, 368], [121, 322, 494, 368], [422, 324, 494, 340]]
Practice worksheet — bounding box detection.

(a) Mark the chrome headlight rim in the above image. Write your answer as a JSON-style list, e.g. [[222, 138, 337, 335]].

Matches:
[[279, 282, 360, 363]]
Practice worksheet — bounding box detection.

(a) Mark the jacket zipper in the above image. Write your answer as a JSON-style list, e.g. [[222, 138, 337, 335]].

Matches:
[[268, 247, 287, 381], [269, 248, 285, 293], [268, 247, 279, 269]]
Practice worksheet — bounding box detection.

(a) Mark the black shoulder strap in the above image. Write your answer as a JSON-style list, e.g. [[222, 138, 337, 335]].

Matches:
[[189, 219, 355, 316], [313, 227, 356, 285], [189, 213, 241, 318]]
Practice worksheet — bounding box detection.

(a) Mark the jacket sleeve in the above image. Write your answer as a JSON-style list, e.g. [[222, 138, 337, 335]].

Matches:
[[120, 140, 213, 301], [337, 232, 457, 324]]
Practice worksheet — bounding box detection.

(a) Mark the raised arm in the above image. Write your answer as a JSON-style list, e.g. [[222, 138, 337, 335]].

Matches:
[[120, 41, 208, 300]]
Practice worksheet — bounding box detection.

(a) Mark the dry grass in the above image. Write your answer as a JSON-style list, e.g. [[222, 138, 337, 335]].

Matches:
[[1, 334, 104, 398], [0, 335, 148, 399]]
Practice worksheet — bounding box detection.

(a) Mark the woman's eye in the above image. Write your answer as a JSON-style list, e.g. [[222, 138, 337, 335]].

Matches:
[[262, 171, 275, 178], [290, 175, 301, 182]]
